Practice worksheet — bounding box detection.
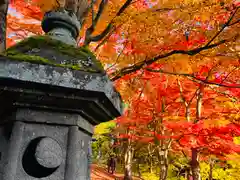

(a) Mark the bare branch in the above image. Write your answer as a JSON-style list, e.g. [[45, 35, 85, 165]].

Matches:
[[206, 6, 239, 46], [84, 0, 133, 45], [144, 67, 240, 88], [106, 44, 127, 72], [94, 27, 115, 51], [91, 0, 95, 25], [88, 24, 112, 42], [220, 66, 238, 83], [229, 18, 240, 26], [209, 86, 238, 101], [116, 0, 133, 16], [84, 0, 108, 45]]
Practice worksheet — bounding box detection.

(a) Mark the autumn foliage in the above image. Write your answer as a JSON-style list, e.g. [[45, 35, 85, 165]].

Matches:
[[116, 62, 240, 151], [6, 0, 240, 179]]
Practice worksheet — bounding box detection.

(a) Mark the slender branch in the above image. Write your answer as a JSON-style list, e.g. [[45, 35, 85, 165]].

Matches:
[[89, 0, 132, 42], [88, 24, 113, 42], [229, 18, 240, 26], [220, 66, 238, 83], [116, 0, 133, 16], [91, 0, 95, 25], [94, 27, 116, 51], [145, 67, 240, 88], [84, 0, 108, 45], [209, 86, 238, 101], [93, 0, 106, 25], [84, 0, 133, 45], [206, 6, 239, 46], [106, 44, 127, 72], [110, 39, 228, 81], [189, 89, 199, 105]]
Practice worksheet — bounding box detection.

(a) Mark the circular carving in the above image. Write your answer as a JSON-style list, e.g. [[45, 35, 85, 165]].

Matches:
[[35, 137, 63, 168], [22, 136, 62, 178]]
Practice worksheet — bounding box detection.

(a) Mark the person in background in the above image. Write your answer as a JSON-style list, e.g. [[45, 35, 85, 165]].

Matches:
[[108, 155, 116, 174]]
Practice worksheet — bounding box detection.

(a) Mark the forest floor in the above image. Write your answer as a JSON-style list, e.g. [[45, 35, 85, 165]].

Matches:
[[91, 164, 142, 180]]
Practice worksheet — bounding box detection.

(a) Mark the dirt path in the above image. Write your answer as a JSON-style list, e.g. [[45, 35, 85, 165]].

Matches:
[[91, 164, 142, 180]]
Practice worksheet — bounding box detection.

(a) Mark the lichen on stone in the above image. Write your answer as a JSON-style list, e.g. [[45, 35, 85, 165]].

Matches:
[[2, 35, 104, 73]]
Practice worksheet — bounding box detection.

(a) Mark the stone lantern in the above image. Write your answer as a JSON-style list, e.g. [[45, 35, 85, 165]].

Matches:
[[0, 9, 122, 180]]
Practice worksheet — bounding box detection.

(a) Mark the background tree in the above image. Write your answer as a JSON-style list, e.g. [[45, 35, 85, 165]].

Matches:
[[0, 0, 9, 52], [114, 61, 239, 180]]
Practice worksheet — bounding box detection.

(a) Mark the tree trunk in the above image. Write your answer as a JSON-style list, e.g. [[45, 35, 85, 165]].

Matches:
[[136, 158, 141, 178], [158, 150, 168, 180], [190, 86, 203, 180], [191, 148, 201, 180], [186, 168, 191, 180], [209, 159, 214, 180], [124, 144, 133, 180], [148, 157, 153, 173], [0, 0, 8, 52], [147, 143, 154, 173]]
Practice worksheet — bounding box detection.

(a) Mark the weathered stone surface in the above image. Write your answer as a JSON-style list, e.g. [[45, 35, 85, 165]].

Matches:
[[42, 10, 81, 46], [20, 122, 68, 180], [14, 109, 94, 134], [35, 137, 63, 168], [0, 110, 93, 180], [4, 36, 104, 73], [0, 57, 122, 124], [65, 126, 91, 180]]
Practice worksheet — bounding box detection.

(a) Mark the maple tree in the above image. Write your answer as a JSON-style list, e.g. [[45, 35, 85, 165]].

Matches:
[[0, 0, 9, 52], [115, 63, 239, 180], [2, 0, 240, 180]]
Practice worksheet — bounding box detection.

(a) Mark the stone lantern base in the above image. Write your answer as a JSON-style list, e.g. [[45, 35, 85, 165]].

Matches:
[[0, 113, 92, 180]]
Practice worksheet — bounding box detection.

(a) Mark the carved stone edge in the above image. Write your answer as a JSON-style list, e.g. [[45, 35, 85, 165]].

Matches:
[[0, 58, 123, 115], [13, 109, 94, 134]]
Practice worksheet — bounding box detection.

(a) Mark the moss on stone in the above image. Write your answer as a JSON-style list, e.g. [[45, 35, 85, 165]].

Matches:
[[3, 50, 87, 71], [2, 35, 104, 72]]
